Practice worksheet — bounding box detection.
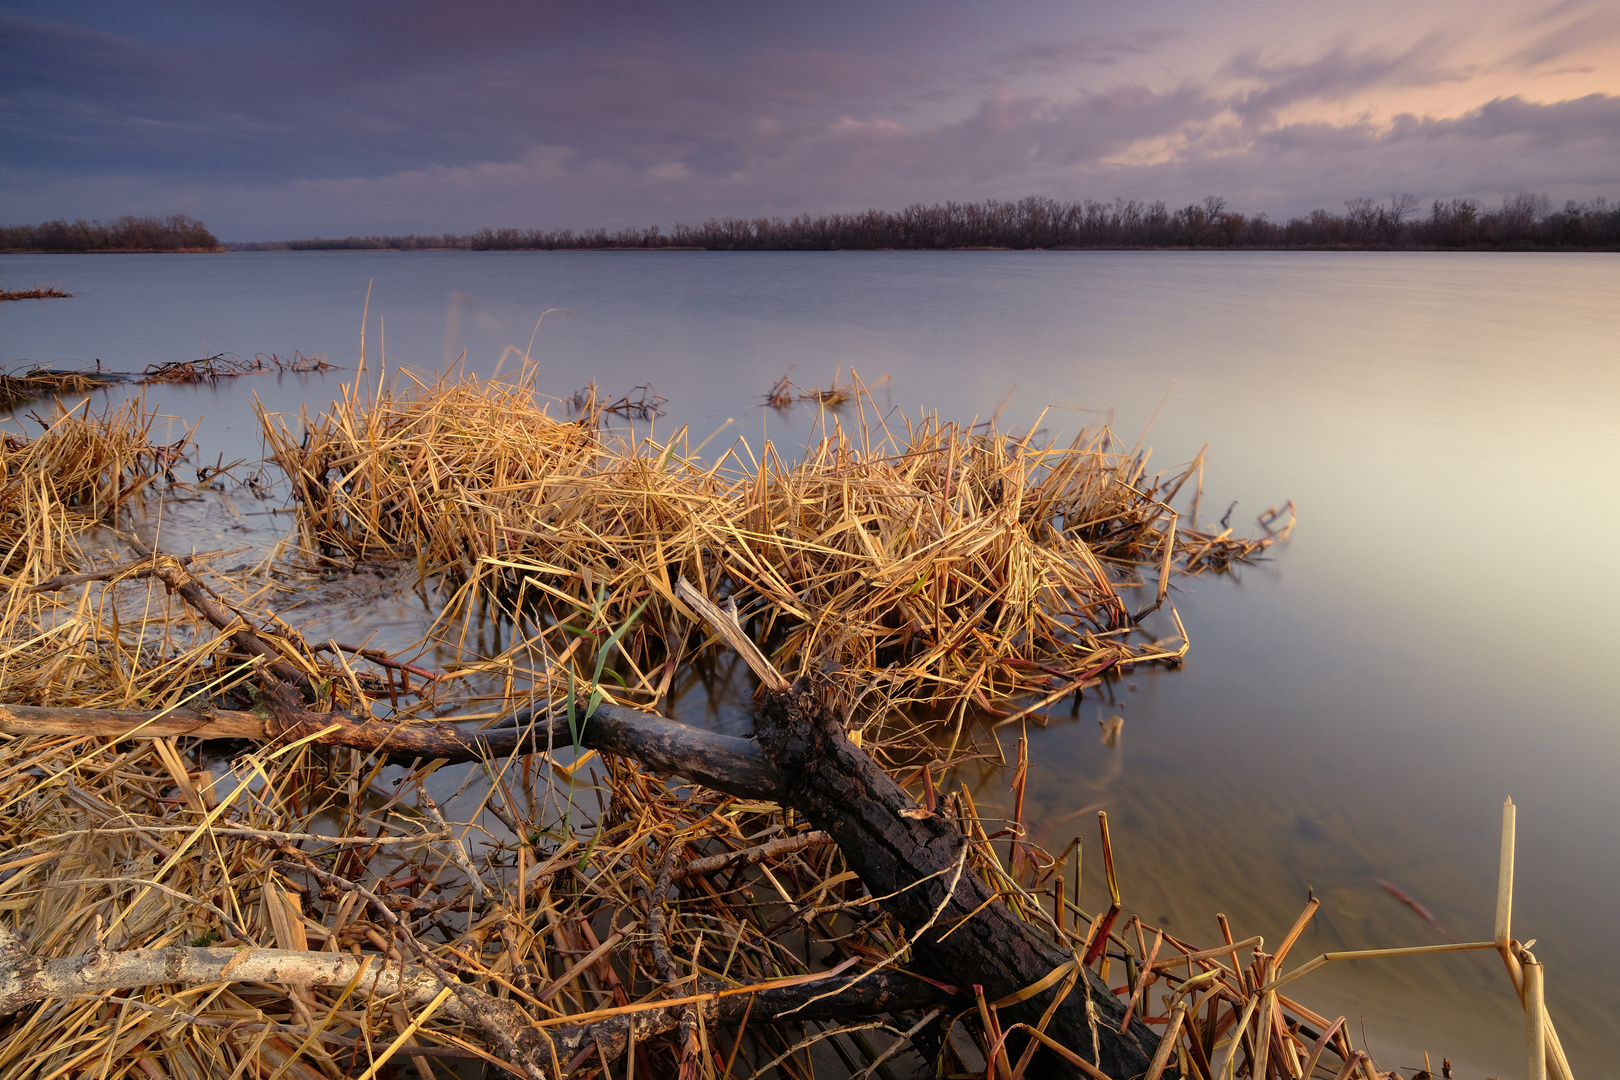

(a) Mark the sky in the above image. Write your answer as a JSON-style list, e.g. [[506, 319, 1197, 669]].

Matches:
[[2, 0, 1618, 240]]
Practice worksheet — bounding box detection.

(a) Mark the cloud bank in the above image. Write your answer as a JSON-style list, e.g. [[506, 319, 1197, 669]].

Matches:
[[1, 1, 1616, 237]]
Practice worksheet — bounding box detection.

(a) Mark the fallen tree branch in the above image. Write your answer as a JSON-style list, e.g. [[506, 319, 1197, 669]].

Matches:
[[24, 553, 191, 593], [746, 682, 1155, 1076], [679, 830, 832, 878], [0, 693, 784, 800], [0, 924, 513, 1024], [0, 923, 956, 1077], [669, 575, 1161, 1079], [113, 528, 319, 699]]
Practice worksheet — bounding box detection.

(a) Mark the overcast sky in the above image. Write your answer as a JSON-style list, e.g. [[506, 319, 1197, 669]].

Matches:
[[3, 0, 1617, 239]]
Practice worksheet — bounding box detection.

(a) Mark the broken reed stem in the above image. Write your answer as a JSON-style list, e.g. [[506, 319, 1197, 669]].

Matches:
[[1496, 796, 1516, 952], [1525, 956, 1547, 1080], [1260, 941, 1497, 995], [1491, 797, 1575, 1080], [1142, 1003, 1185, 1080], [1271, 897, 1319, 967]]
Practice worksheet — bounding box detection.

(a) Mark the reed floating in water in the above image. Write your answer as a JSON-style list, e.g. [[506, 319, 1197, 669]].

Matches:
[[258, 350, 338, 374], [0, 367, 120, 410], [139, 352, 270, 385], [0, 285, 71, 301]]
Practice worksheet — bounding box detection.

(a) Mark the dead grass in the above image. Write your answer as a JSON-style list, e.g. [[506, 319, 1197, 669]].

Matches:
[[0, 286, 70, 301], [0, 400, 172, 577], [260, 363, 1289, 728], [139, 353, 268, 385], [0, 369, 120, 412]]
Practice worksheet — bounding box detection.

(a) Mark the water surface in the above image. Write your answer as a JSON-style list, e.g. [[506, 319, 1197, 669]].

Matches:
[[4, 250, 1618, 1073]]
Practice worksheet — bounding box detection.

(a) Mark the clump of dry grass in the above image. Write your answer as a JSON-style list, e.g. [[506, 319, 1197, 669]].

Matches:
[[0, 285, 70, 301], [0, 400, 171, 578], [261, 364, 1286, 726], [140, 353, 267, 385], [0, 368, 119, 411], [0, 363, 1501, 1080]]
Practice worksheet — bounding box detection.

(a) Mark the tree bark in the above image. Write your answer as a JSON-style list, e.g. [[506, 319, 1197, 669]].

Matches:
[[0, 695, 783, 800], [0, 925, 948, 1074], [753, 680, 1160, 1079]]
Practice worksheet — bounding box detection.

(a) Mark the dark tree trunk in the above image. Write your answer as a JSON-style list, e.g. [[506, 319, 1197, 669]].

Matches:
[[754, 681, 1159, 1079]]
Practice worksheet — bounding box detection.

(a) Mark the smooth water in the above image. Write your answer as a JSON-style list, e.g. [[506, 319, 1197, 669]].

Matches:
[[4, 250, 1618, 1074]]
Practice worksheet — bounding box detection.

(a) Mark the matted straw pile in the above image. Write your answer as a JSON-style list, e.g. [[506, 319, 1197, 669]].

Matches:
[[261, 365, 1289, 727], [0, 399, 167, 574]]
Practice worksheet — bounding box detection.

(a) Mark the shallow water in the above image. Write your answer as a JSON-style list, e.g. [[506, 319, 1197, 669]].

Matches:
[[4, 249, 1618, 1073]]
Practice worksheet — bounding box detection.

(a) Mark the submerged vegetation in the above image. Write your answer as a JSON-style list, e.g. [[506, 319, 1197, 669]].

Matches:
[[0, 366, 1570, 1078], [137, 351, 335, 385], [229, 192, 1620, 252]]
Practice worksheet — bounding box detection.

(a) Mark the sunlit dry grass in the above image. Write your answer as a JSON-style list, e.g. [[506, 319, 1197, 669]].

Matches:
[[261, 363, 1288, 728]]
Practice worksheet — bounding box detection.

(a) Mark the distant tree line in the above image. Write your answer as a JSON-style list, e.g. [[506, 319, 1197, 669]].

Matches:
[[1, 215, 220, 253], [228, 193, 1620, 253]]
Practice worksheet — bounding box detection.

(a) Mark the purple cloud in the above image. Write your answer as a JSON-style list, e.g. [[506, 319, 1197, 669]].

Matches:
[[2, 3, 1614, 236]]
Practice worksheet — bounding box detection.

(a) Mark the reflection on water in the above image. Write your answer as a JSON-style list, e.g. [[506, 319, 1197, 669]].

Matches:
[[4, 249, 1618, 1073]]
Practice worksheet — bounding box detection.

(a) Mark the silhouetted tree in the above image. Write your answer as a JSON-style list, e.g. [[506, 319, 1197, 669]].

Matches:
[[211, 192, 1620, 254], [1, 215, 219, 253]]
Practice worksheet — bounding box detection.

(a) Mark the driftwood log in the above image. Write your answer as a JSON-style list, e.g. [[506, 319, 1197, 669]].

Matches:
[[755, 680, 1155, 1078], [674, 578, 1158, 1077]]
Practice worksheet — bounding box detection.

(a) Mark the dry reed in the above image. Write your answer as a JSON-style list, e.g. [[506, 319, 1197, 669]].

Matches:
[[0, 369, 119, 411], [140, 353, 268, 385], [0, 286, 71, 302], [259, 363, 1290, 730]]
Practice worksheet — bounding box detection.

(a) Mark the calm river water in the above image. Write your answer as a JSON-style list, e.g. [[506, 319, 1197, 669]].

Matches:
[[4, 250, 1618, 1074]]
